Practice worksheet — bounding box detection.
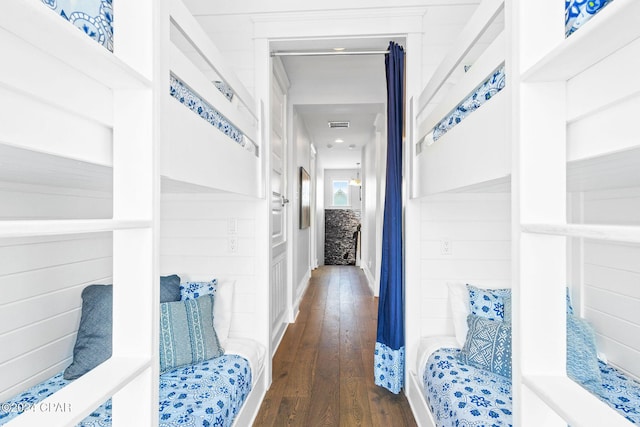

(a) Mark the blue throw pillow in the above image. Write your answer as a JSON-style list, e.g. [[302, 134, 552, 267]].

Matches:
[[567, 314, 601, 386], [160, 274, 181, 303], [64, 284, 112, 380], [458, 314, 512, 378], [159, 295, 224, 373], [180, 279, 217, 300], [65, 276, 183, 380], [467, 284, 510, 321]]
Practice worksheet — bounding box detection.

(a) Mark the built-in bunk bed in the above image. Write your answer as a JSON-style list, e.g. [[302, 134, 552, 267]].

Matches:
[[406, 0, 640, 425], [0, 0, 267, 426]]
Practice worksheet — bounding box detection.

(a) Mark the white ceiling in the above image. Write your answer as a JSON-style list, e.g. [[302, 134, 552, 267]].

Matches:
[[273, 37, 400, 169], [271, 37, 404, 169]]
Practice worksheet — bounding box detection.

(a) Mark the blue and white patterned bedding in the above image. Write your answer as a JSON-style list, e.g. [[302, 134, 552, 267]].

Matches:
[[423, 348, 640, 427], [565, 0, 614, 37], [170, 75, 258, 157], [0, 354, 251, 427], [424, 348, 513, 427], [40, 0, 113, 51], [430, 65, 505, 143]]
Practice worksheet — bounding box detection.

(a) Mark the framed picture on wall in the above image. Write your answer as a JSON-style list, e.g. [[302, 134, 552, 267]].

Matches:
[[300, 166, 310, 229]]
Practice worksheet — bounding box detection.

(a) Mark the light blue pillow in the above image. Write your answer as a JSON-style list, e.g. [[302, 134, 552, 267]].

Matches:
[[467, 284, 510, 321], [159, 295, 224, 373], [180, 279, 217, 301], [458, 314, 512, 378], [567, 314, 601, 386], [64, 284, 112, 380]]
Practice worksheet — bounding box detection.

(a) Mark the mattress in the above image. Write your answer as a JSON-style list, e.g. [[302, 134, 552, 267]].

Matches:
[[419, 337, 640, 426], [423, 347, 513, 427], [0, 339, 264, 427]]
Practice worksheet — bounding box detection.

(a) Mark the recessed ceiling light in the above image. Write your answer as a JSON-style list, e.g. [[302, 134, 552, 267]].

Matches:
[[335, 138, 344, 144], [333, 47, 345, 51]]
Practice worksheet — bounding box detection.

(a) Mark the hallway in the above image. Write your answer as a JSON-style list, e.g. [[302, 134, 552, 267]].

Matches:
[[253, 266, 417, 426]]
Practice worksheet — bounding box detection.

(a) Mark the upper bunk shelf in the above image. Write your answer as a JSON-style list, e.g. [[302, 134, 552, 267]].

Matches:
[[0, 0, 263, 199], [413, 0, 508, 197], [161, 0, 262, 198], [522, 0, 640, 82], [413, 0, 640, 197], [1, 0, 151, 90]]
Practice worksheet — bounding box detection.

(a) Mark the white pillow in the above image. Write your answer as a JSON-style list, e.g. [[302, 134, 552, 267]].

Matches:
[[447, 282, 470, 347], [213, 279, 234, 347]]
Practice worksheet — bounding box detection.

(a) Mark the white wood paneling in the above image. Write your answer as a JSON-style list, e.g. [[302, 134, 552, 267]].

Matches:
[[161, 98, 260, 197], [0, 87, 112, 167], [0, 234, 112, 400], [576, 188, 640, 378], [418, 193, 511, 338], [0, 178, 113, 401], [160, 194, 263, 343], [415, 90, 510, 196]]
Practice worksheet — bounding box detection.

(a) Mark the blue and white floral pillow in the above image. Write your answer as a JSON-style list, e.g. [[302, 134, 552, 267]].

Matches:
[[180, 279, 218, 301], [467, 284, 510, 322], [41, 0, 114, 51]]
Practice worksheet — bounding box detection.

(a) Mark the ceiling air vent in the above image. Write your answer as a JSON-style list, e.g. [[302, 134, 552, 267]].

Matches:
[[328, 121, 350, 129]]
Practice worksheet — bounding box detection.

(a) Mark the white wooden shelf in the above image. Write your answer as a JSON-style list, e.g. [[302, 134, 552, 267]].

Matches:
[[522, 223, 640, 244], [522, 0, 640, 82], [1, 0, 151, 90], [523, 375, 632, 427], [0, 219, 151, 238], [5, 357, 151, 427]]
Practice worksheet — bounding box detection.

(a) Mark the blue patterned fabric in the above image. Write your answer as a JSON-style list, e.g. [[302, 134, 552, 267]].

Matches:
[[180, 279, 218, 301], [567, 314, 602, 387], [213, 81, 235, 102], [565, 0, 614, 36], [431, 65, 505, 142], [0, 355, 251, 427], [593, 361, 640, 424], [159, 295, 224, 373], [169, 75, 254, 151], [40, 0, 113, 51], [374, 342, 405, 394], [424, 348, 513, 427], [467, 285, 510, 322], [459, 315, 512, 378], [423, 347, 640, 427]]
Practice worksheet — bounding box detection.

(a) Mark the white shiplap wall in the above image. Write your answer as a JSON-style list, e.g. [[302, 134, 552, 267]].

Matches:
[[0, 183, 112, 401], [574, 187, 640, 379], [419, 193, 510, 337], [160, 193, 263, 343]]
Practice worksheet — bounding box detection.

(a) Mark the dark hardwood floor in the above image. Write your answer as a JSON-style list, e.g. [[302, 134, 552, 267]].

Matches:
[[253, 265, 417, 427]]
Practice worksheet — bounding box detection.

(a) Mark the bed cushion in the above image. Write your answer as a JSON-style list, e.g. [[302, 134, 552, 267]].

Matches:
[[160, 274, 182, 303], [180, 278, 234, 346], [424, 347, 513, 427], [467, 284, 510, 322], [179, 279, 217, 300], [64, 284, 112, 380], [1, 354, 253, 427], [459, 314, 512, 378], [159, 295, 224, 373], [567, 314, 601, 386]]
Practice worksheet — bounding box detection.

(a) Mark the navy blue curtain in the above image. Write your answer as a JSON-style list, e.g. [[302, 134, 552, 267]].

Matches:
[[374, 41, 405, 394]]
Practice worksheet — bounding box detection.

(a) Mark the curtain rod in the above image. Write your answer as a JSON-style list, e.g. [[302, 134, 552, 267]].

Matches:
[[271, 49, 389, 57]]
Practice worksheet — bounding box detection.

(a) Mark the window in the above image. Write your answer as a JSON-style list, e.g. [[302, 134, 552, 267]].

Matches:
[[332, 180, 349, 206]]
